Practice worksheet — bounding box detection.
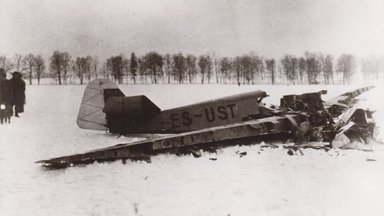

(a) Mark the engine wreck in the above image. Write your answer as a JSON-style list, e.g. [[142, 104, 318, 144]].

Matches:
[[37, 80, 376, 169]]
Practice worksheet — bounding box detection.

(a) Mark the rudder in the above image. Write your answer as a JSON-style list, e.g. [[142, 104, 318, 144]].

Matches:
[[77, 79, 122, 130]]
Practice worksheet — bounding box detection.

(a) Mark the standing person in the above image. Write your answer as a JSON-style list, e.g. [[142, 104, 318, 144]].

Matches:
[[10, 71, 25, 117], [0, 68, 5, 104], [0, 68, 13, 107]]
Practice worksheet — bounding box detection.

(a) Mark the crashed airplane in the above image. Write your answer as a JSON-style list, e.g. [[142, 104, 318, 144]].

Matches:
[[37, 79, 376, 168]]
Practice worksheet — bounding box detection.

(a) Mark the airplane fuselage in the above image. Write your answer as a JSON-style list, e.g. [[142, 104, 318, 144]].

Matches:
[[123, 90, 271, 133]]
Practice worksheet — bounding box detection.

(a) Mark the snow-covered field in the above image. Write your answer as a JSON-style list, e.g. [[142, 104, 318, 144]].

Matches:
[[1, 83, 384, 216]]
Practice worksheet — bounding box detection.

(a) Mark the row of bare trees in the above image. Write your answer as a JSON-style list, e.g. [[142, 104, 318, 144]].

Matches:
[[1, 54, 45, 85], [1, 51, 384, 85]]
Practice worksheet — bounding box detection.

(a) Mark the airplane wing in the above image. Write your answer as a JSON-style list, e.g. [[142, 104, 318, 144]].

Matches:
[[37, 114, 307, 168], [325, 86, 375, 107]]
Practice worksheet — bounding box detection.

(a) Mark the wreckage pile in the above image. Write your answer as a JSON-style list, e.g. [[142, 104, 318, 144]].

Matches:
[[280, 87, 376, 147], [37, 86, 376, 169]]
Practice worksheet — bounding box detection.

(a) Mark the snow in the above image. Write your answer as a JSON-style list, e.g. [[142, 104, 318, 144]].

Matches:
[[1, 83, 384, 216]]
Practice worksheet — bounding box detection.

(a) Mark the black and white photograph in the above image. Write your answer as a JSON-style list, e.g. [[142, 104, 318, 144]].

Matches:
[[1, 0, 384, 215]]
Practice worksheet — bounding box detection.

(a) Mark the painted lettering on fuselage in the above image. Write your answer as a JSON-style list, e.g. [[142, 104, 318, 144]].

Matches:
[[169, 104, 236, 128]]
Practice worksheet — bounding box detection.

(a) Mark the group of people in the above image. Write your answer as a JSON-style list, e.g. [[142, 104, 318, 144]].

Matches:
[[0, 68, 26, 118]]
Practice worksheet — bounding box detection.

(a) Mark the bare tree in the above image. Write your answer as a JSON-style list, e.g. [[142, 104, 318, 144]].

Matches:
[[91, 56, 99, 79], [281, 55, 299, 84], [50, 51, 64, 84], [130, 52, 138, 84], [337, 54, 356, 84], [74, 57, 88, 84], [251, 55, 264, 83], [60, 52, 71, 84], [219, 57, 232, 84], [211, 53, 220, 84], [34, 55, 45, 85], [206, 55, 212, 83], [298, 57, 307, 84], [163, 54, 172, 84], [101, 58, 113, 80], [122, 57, 130, 84], [143, 52, 163, 84], [172, 53, 186, 83], [111, 55, 123, 84], [305, 52, 322, 84], [362, 57, 380, 83], [0, 56, 13, 73], [23, 54, 36, 85], [137, 58, 146, 83], [108, 55, 128, 84], [266, 59, 276, 85], [323, 55, 334, 84], [13, 54, 23, 72], [186, 54, 197, 84], [198, 55, 209, 84], [240, 55, 253, 84], [233, 56, 242, 85], [85, 56, 93, 83]]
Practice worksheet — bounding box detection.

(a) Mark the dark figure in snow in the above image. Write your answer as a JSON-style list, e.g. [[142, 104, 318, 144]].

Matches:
[[0, 68, 13, 107], [0, 68, 13, 123], [10, 71, 25, 117]]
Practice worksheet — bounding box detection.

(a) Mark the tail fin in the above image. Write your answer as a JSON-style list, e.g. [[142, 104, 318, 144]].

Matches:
[[77, 79, 123, 131], [77, 79, 161, 133]]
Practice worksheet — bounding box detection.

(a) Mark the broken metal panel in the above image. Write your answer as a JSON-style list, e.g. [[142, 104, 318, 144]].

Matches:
[[331, 107, 376, 148], [336, 108, 368, 128], [325, 104, 349, 118], [280, 91, 326, 112], [332, 122, 364, 148]]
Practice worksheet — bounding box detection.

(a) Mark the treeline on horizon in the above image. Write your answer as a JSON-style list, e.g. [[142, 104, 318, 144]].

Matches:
[[0, 51, 383, 85]]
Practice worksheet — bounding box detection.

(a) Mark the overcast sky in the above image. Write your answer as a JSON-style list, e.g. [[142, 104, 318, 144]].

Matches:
[[1, 0, 384, 59]]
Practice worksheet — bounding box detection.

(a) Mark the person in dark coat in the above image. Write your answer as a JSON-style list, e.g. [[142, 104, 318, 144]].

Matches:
[[0, 68, 13, 106], [10, 71, 25, 117], [0, 68, 6, 104], [0, 68, 14, 120]]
